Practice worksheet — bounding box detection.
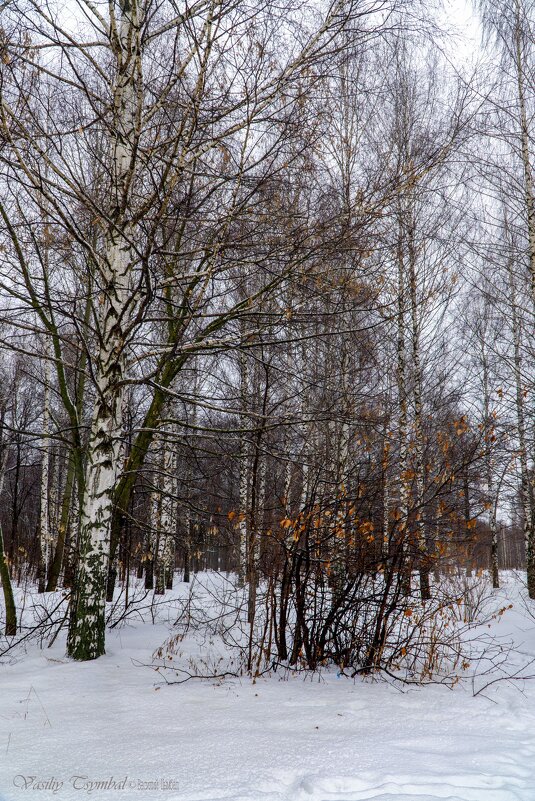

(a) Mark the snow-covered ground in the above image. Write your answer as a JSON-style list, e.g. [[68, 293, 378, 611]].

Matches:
[[1, 573, 535, 801]]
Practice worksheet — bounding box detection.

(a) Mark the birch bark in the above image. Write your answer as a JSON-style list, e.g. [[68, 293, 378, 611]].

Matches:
[[155, 431, 176, 594], [67, 0, 142, 659], [512, 3, 535, 595], [406, 207, 429, 601], [508, 262, 535, 595], [38, 355, 51, 593]]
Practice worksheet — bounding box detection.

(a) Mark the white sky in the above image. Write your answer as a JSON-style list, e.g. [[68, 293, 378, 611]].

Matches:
[[442, 0, 482, 66]]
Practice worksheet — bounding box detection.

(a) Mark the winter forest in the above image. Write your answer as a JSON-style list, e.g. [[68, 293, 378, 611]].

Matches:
[[0, 0, 535, 799]]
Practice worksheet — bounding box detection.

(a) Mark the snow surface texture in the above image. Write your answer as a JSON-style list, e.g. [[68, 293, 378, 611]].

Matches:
[[1, 573, 535, 801]]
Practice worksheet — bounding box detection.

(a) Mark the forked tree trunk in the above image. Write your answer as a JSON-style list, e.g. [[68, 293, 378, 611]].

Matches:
[[67, 0, 141, 660]]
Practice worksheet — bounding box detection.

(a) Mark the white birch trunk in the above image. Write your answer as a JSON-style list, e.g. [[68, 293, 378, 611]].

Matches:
[[283, 456, 292, 516], [332, 346, 351, 593], [481, 344, 499, 588], [38, 355, 51, 593], [508, 262, 535, 594], [67, 0, 141, 659], [512, 8, 535, 595], [156, 432, 176, 594], [514, 3, 535, 305], [407, 209, 429, 601]]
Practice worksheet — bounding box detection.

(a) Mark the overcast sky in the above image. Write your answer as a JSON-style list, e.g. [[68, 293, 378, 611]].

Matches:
[[443, 0, 481, 65]]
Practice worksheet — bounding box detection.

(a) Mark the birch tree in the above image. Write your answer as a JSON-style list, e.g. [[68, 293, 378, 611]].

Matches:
[[476, 0, 535, 593], [0, 0, 404, 658]]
